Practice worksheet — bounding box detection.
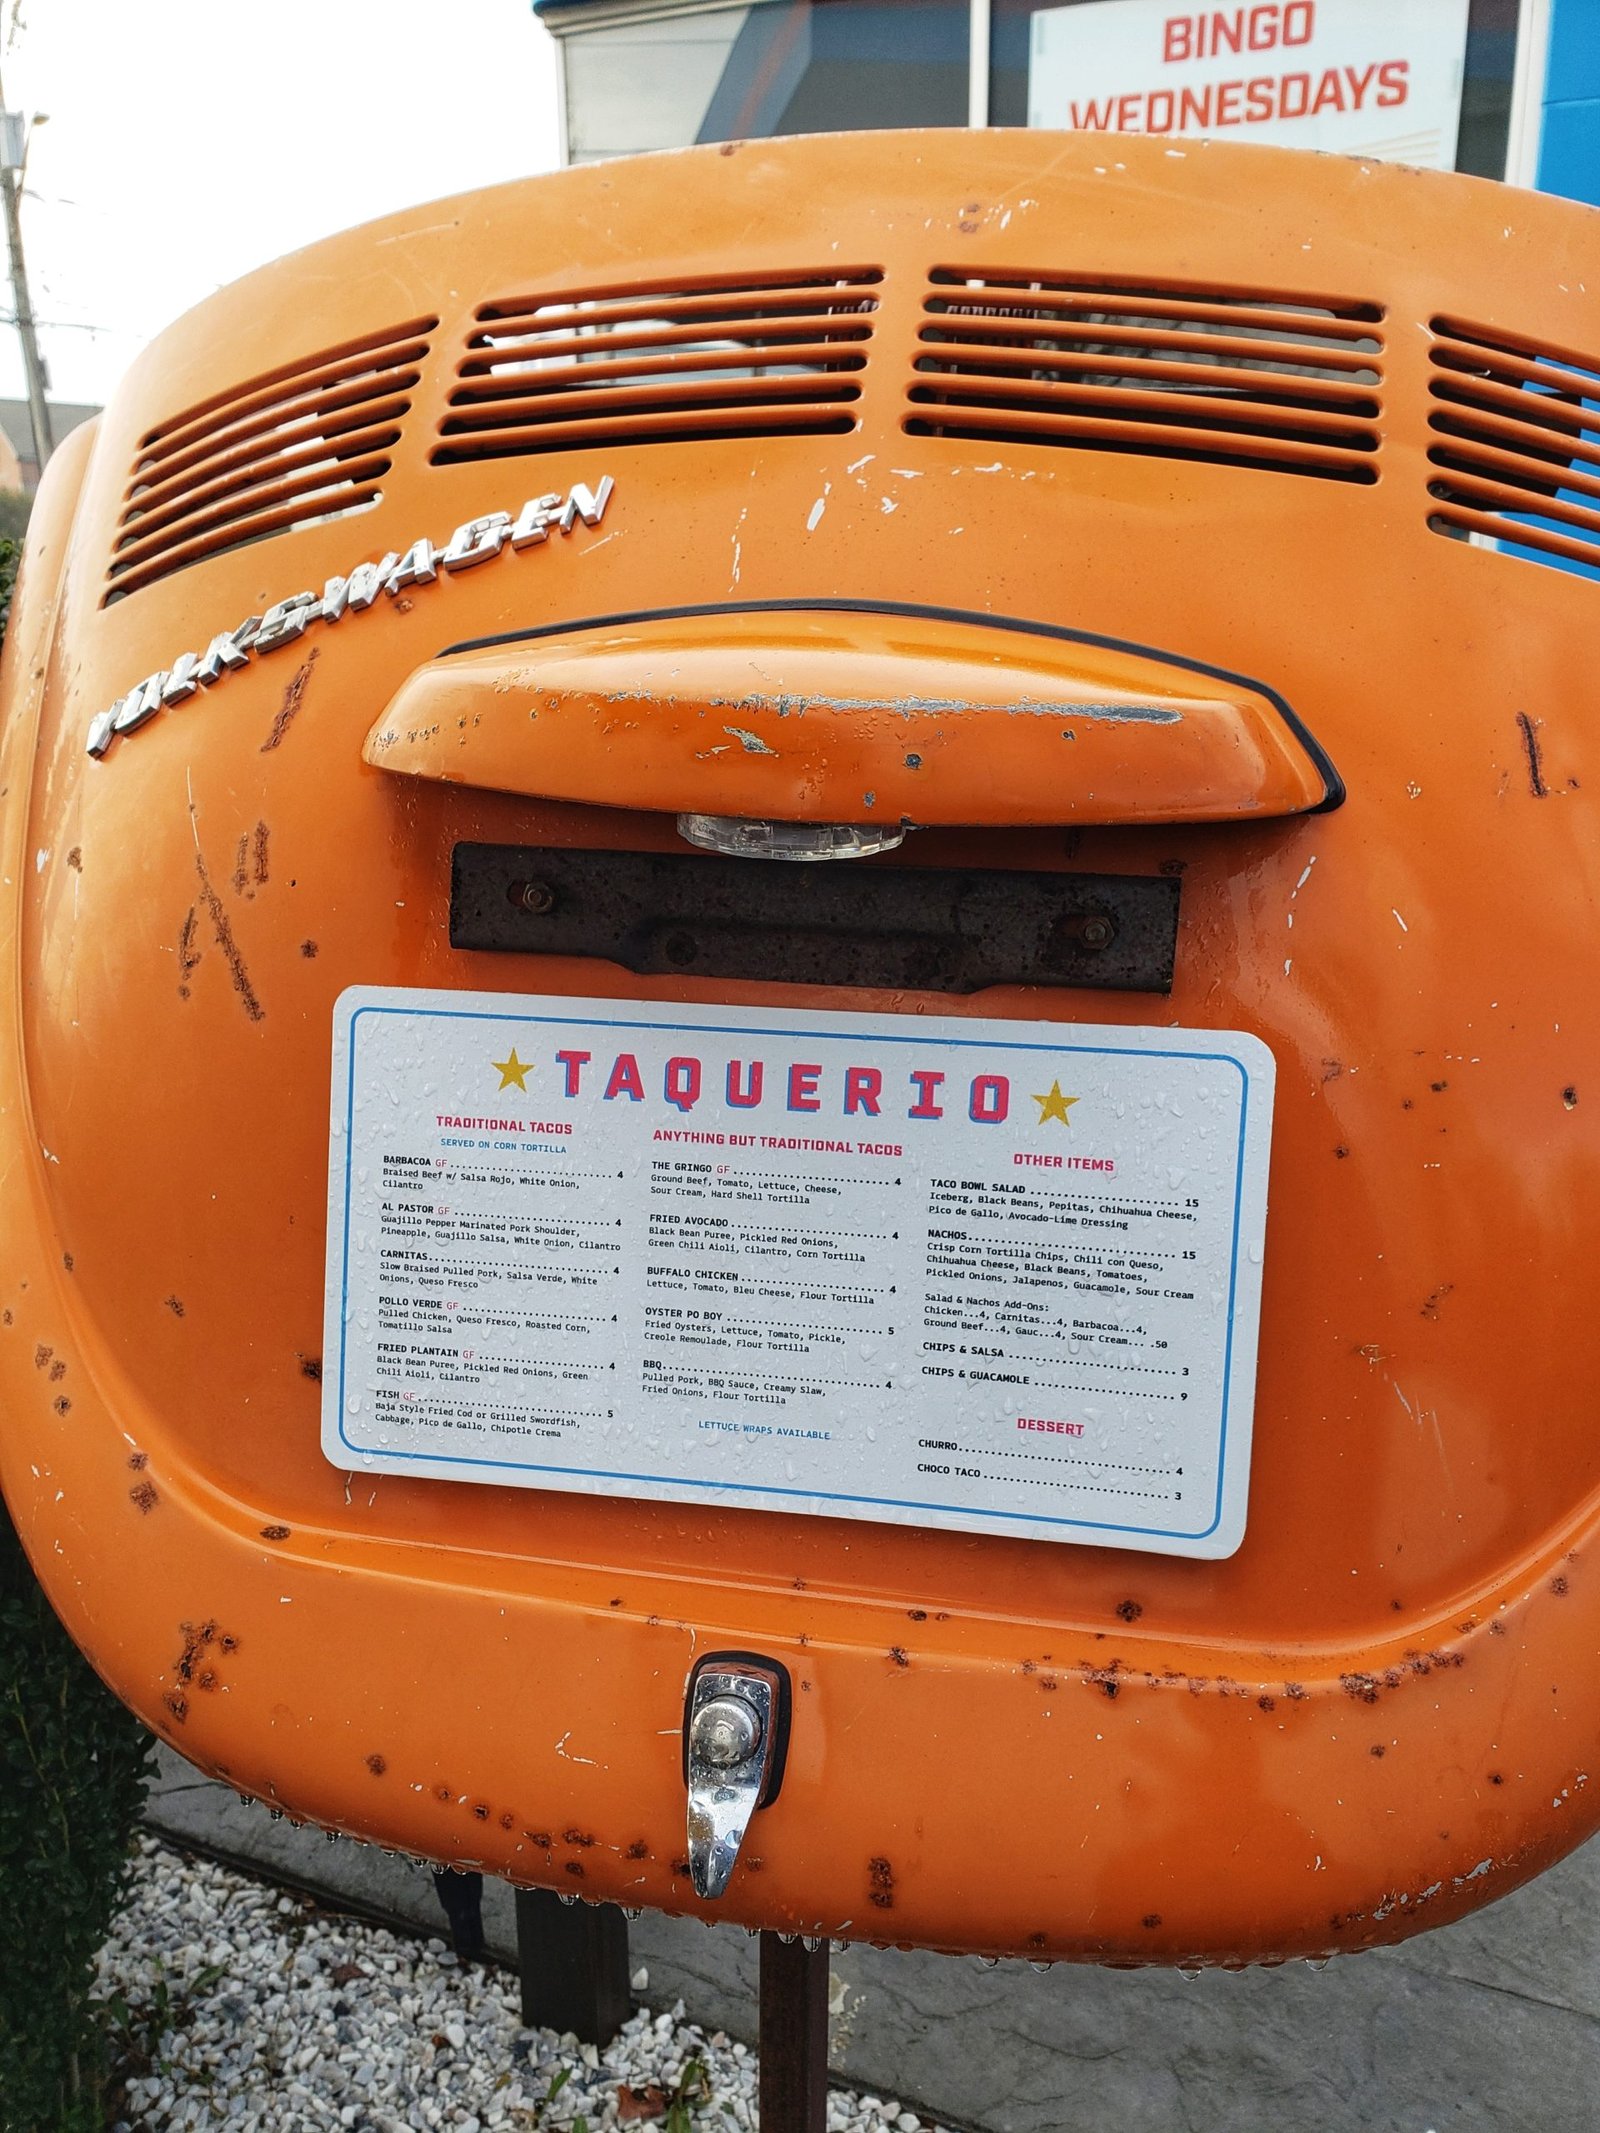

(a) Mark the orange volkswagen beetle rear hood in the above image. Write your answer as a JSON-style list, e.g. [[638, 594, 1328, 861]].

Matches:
[[1, 131, 1597, 1965]]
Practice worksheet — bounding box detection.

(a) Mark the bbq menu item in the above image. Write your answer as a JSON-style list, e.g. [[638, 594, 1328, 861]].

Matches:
[[323, 990, 1273, 1558]]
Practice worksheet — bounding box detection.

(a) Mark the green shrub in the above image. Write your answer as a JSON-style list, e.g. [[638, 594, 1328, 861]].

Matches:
[[0, 530, 156, 2130], [0, 1500, 155, 2130], [0, 490, 31, 547]]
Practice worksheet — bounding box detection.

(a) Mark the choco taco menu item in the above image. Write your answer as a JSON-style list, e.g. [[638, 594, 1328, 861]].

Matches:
[[323, 989, 1273, 1558]]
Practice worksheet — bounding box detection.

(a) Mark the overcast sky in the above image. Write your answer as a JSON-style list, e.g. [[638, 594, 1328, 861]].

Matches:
[[1, 0, 562, 409]]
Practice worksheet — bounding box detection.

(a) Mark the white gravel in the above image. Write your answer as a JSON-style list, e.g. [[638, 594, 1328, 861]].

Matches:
[[98, 1838, 946, 2133]]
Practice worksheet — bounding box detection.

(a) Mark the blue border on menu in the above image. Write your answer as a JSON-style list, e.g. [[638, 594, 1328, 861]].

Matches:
[[334, 1003, 1255, 1542]]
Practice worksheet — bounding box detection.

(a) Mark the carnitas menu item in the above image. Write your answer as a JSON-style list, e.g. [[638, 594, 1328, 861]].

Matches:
[[324, 989, 1273, 1557]]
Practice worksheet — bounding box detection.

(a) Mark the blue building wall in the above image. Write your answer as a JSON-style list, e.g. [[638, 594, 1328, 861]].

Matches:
[[1536, 0, 1600, 205]]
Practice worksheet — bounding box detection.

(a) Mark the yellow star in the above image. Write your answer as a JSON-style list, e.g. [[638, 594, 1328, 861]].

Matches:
[[492, 1047, 531, 1092], [1032, 1080, 1079, 1126]]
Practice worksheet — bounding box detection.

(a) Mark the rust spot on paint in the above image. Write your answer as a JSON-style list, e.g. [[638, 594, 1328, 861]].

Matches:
[[299, 1355, 322, 1381], [66, 846, 81, 871], [907, 1608, 927, 1621], [868, 1857, 895, 1909], [261, 646, 320, 752], [471, 1802, 490, 1821], [1421, 1284, 1455, 1321], [52, 1396, 70, 1415], [742, 1855, 764, 1873], [1551, 1575, 1570, 1596], [366, 1754, 387, 1777], [172, 1620, 231, 1700], [1516, 710, 1550, 798], [1115, 1599, 1143, 1623], [194, 848, 266, 1022], [1039, 1675, 1058, 1692], [47, 1359, 65, 1382], [1258, 1695, 1276, 1712], [177, 907, 201, 1000], [1488, 1771, 1505, 1785], [62, 1253, 74, 1274], [33, 1343, 50, 1369], [625, 1839, 649, 1860], [672, 1858, 691, 1878], [1343, 1674, 1382, 1703], [528, 1831, 553, 1849], [128, 1451, 148, 1470], [164, 1295, 186, 1319], [1141, 1914, 1162, 1930], [301, 939, 319, 958], [129, 1481, 158, 1514], [260, 1525, 291, 1542], [563, 1860, 585, 1878], [564, 1829, 596, 1848], [434, 1784, 452, 1803], [164, 1693, 189, 1724], [1084, 1665, 1122, 1700], [888, 1646, 909, 1668], [1563, 1086, 1579, 1109], [1489, 1619, 1506, 1636]]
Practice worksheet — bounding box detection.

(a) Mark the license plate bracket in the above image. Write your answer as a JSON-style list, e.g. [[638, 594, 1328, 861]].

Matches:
[[449, 843, 1180, 994]]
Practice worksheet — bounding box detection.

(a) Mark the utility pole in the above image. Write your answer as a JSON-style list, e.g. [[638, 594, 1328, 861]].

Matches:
[[0, 69, 49, 477]]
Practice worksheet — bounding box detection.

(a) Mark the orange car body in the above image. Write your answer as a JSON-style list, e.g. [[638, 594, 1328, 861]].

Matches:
[[1, 130, 1597, 1965]]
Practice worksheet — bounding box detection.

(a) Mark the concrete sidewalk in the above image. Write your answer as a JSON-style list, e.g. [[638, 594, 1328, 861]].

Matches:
[[148, 1744, 1600, 2132]]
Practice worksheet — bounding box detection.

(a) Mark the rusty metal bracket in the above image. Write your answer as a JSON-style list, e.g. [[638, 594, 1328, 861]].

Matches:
[[450, 843, 1180, 994]]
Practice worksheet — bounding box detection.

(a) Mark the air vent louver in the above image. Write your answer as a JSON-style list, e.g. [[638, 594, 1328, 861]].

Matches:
[[432, 270, 881, 464], [105, 317, 435, 603], [1427, 318, 1600, 580], [905, 272, 1384, 483]]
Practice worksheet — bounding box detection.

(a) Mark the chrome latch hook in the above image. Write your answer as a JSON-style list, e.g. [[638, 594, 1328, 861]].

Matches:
[[683, 1653, 791, 1901]]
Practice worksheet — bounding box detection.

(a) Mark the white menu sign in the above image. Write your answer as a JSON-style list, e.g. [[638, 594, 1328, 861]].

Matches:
[[1029, 0, 1470, 170], [324, 990, 1274, 1559]]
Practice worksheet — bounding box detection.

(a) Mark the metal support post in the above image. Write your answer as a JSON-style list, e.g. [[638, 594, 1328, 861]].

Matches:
[[0, 73, 50, 477], [759, 1933, 830, 2133], [429, 1866, 488, 1961], [514, 1886, 632, 2044]]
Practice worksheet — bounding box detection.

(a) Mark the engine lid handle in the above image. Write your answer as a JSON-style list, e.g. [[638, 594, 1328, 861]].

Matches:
[[363, 603, 1341, 828]]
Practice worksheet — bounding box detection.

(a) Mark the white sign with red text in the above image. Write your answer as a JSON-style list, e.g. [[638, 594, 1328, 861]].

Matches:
[[1029, 0, 1470, 169], [323, 989, 1274, 1558]]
